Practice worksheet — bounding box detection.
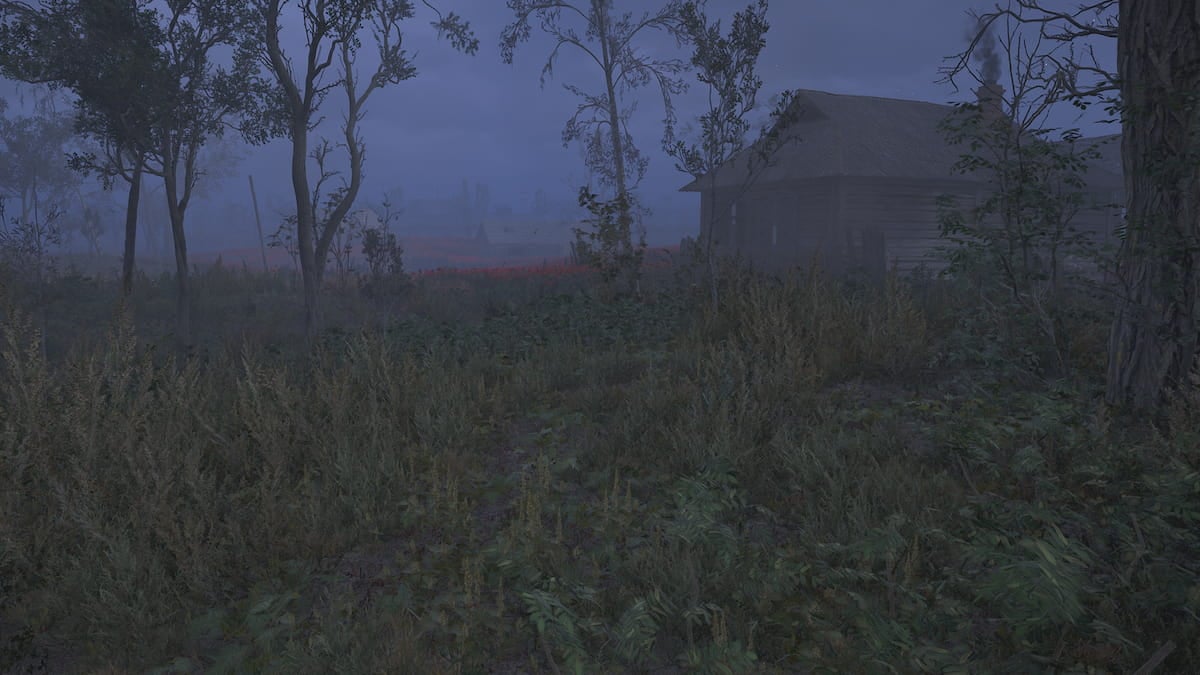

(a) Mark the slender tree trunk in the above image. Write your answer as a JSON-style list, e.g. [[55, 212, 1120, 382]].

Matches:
[[29, 177, 48, 362], [288, 120, 321, 343], [307, 84, 366, 322], [598, 7, 636, 297], [168, 204, 190, 348], [604, 81, 629, 241], [163, 166, 191, 348], [704, 180, 719, 311], [1105, 1, 1200, 411], [121, 157, 143, 297]]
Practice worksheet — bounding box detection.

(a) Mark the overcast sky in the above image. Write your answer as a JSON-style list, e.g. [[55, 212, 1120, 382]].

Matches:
[[2, 0, 1118, 255]]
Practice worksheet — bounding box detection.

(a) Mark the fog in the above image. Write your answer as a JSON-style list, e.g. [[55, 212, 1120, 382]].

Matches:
[[0, 0, 1116, 269]]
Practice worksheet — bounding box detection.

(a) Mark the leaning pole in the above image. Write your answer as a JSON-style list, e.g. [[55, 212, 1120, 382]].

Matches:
[[248, 175, 269, 274]]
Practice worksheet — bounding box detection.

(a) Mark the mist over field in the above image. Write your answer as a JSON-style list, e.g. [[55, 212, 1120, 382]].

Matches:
[[13, 3, 1200, 674], [0, 0, 1114, 272]]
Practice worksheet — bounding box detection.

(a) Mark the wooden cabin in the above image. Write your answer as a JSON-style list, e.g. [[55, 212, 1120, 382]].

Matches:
[[679, 89, 1125, 278]]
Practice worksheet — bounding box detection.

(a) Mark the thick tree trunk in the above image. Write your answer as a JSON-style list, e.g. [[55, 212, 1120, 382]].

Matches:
[[121, 158, 143, 297], [1105, 1, 1200, 411]]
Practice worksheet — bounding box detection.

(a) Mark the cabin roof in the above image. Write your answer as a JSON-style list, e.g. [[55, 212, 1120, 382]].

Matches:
[[679, 89, 1123, 192]]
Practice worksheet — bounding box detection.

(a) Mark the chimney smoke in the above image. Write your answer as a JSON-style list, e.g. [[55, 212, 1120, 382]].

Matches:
[[975, 81, 1006, 126]]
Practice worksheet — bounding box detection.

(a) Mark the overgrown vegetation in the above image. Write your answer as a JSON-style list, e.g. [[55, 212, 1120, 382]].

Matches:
[[0, 1, 1196, 670], [569, 189, 646, 301], [502, 0, 690, 301], [0, 250, 1195, 674], [935, 9, 1120, 387]]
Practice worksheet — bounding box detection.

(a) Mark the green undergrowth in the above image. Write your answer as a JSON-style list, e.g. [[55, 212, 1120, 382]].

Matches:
[[0, 265, 1196, 674]]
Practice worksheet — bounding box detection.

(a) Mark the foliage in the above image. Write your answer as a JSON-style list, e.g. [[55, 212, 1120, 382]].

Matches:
[[325, 197, 362, 286], [0, 0, 179, 299], [251, 0, 478, 339], [666, 0, 769, 179], [0, 98, 76, 358], [570, 188, 646, 300], [942, 0, 1200, 413], [502, 0, 689, 298], [666, 0, 797, 311], [361, 228, 404, 281], [1, 0, 266, 340], [1, 1, 1196, 670], [935, 14, 1117, 381], [0, 196, 60, 288], [0, 222, 1197, 674], [267, 213, 301, 276], [501, 0, 688, 196], [359, 199, 409, 299], [0, 0, 172, 176], [0, 97, 79, 221]]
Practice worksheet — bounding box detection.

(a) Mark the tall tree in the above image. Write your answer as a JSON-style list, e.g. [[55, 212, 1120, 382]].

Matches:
[[949, 1, 1200, 413], [139, 0, 260, 344], [0, 94, 82, 358], [1108, 2, 1200, 412], [501, 0, 689, 294], [0, 95, 79, 228], [0, 0, 171, 297], [252, 0, 477, 340], [665, 0, 794, 310], [936, 11, 1108, 376]]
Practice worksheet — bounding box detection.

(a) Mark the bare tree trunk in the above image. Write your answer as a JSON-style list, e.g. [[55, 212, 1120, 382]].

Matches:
[[163, 167, 191, 348], [599, 6, 636, 297], [121, 157, 143, 297], [704, 181, 719, 311], [286, 118, 321, 343], [1105, 1, 1200, 411], [168, 207, 190, 347], [286, 91, 365, 346]]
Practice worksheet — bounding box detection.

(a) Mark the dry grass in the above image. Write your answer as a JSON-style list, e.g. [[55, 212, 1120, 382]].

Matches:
[[0, 259, 1196, 674]]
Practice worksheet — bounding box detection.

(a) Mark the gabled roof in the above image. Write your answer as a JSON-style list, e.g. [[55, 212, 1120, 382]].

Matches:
[[679, 89, 1123, 192]]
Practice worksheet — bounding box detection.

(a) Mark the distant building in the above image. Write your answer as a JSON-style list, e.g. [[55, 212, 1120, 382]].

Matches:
[[679, 88, 1124, 277], [475, 216, 575, 262]]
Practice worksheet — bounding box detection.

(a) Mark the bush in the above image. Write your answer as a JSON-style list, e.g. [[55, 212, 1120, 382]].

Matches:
[[359, 225, 409, 299]]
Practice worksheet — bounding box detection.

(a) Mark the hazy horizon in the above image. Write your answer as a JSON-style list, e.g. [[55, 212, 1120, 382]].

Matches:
[[0, 0, 1117, 267]]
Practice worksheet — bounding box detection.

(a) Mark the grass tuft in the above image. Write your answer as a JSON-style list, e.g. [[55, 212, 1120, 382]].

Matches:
[[0, 259, 1195, 673]]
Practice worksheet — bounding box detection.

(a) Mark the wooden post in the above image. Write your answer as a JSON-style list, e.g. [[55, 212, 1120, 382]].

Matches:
[[248, 175, 269, 273]]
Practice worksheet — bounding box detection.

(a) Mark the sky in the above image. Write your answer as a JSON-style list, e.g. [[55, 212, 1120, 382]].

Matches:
[[0, 0, 1118, 258]]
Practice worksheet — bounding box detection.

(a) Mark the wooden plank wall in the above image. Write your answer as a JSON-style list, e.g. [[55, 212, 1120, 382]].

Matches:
[[778, 181, 833, 271], [839, 177, 975, 275], [709, 181, 833, 272], [693, 178, 1121, 280]]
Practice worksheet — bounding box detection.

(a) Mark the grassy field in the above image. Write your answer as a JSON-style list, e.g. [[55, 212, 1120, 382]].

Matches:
[[0, 256, 1196, 673]]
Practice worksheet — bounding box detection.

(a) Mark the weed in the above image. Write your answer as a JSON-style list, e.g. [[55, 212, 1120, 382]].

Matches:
[[0, 256, 1195, 673]]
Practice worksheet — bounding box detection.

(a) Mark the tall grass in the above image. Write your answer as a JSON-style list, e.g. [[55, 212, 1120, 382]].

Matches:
[[0, 261, 1196, 673]]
